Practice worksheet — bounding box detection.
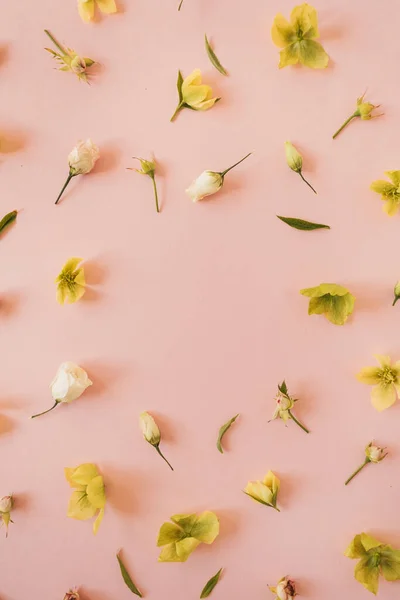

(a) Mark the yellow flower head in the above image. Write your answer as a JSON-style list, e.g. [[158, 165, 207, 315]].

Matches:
[[44, 30, 95, 83], [56, 257, 86, 305], [65, 463, 106, 534], [271, 3, 329, 69], [171, 69, 220, 121], [78, 0, 117, 23], [356, 355, 400, 411], [244, 471, 280, 511], [345, 533, 400, 595], [333, 93, 382, 139], [300, 283, 355, 325], [157, 511, 219, 562], [284, 141, 317, 194], [370, 171, 400, 217]]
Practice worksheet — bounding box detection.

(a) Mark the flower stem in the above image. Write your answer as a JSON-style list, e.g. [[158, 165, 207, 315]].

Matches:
[[332, 112, 358, 139], [170, 103, 183, 122], [55, 172, 74, 205], [151, 175, 160, 213], [393, 296, 399, 307], [345, 459, 369, 485], [220, 152, 252, 177], [178, 0, 184, 9], [298, 171, 317, 195], [31, 400, 60, 419], [272, 505, 281, 512], [288, 410, 309, 434], [155, 445, 174, 471], [44, 30, 67, 55]]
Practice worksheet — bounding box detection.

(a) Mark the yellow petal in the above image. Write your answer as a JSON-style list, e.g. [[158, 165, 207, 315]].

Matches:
[[96, 0, 117, 13], [158, 543, 180, 562], [59, 257, 83, 278], [383, 197, 399, 217], [182, 69, 202, 91], [157, 522, 186, 546], [290, 4, 317, 37], [74, 268, 86, 287], [56, 283, 68, 305], [298, 40, 329, 69], [65, 467, 86, 490], [86, 475, 106, 509], [183, 85, 212, 108], [69, 463, 99, 486], [93, 508, 104, 534], [371, 384, 397, 411], [190, 511, 219, 544], [175, 537, 201, 561], [356, 367, 382, 385], [65, 283, 86, 304], [370, 180, 396, 195], [67, 491, 97, 520], [374, 355, 392, 368], [278, 43, 299, 68], [195, 97, 219, 111], [271, 14, 296, 48], [78, 0, 95, 22], [264, 470, 280, 493], [385, 171, 400, 186], [244, 481, 273, 505]]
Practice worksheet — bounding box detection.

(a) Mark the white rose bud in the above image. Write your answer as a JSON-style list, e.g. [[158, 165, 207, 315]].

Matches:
[[68, 139, 100, 175], [140, 412, 161, 446], [64, 590, 80, 600], [0, 495, 13, 513], [186, 171, 223, 202], [31, 362, 92, 419], [366, 442, 386, 463], [276, 578, 296, 600]]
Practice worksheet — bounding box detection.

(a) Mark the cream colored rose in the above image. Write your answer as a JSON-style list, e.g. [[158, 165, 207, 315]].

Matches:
[[68, 139, 99, 175], [140, 412, 161, 446], [366, 443, 386, 463], [276, 578, 296, 600], [0, 495, 13, 513], [186, 171, 223, 202], [51, 362, 92, 403]]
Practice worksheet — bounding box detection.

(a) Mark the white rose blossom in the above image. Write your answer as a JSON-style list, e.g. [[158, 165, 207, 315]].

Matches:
[[31, 362, 92, 419], [55, 139, 100, 204], [186, 152, 252, 202]]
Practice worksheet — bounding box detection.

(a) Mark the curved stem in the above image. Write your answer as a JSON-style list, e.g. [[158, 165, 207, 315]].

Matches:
[[151, 176, 160, 213], [155, 445, 174, 471], [345, 459, 369, 485], [332, 112, 358, 139], [288, 410, 309, 434], [299, 171, 317, 195], [178, 0, 184, 9], [44, 30, 67, 55], [55, 172, 74, 205], [31, 400, 59, 419], [220, 152, 252, 177], [170, 103, 183, 122]]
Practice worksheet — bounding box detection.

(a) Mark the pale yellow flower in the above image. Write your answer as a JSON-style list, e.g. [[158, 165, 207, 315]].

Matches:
[[78, 0, 117, 23], [356, 355, 400, 411], [171, 69, 219, 121], [244, 471, 280, 510], [370, 171, 400, 217], [55, 258, 86, 305]]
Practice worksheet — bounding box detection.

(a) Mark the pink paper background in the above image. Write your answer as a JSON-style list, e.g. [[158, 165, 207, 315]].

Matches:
[[1, 1, 400, 598]]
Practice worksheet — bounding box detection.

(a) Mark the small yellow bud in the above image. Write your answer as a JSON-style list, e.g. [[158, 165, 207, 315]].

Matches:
[[284, 142, 302, 173], [139, 412, 161, 446]]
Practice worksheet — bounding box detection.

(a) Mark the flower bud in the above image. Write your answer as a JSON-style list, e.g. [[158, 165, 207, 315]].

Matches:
[[0, 495, 13, 513], [284, 142, 302, 173], [276, 577, 296, 600], [51, 362, 92, 404], [365, 442, 386, 463], [357, 94, 379, 120], [70, 55, 87, 75], [186, 170, 223, 202], [140, 412, 161, 446], [64, 589, 80, 600], [68, 139, 100, 175]]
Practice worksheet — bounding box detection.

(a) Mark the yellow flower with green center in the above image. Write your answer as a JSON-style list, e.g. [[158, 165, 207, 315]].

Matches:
[[370, 171, 400, 217], [55, 258, 86, 305], [157, 511, 219, 562], [356, 355, 400, 411], [300, 283, 355, 325], [78, 0, 117, 22], [65, 463, 106, 535], [271, 3, 329, 69], [171, 69, 220, 122], [333, 93, 382, 139], [345, 533, 400, 595], [244, 471, 280, 511]]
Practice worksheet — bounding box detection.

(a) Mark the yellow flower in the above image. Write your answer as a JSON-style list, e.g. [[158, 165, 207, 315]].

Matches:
[[78, 0, 117, 23], [128, 158, 160, 213], [171, 69, 220, 122], [356, 355, 400, 411], [44, 30, 95, 83], [271, 3, 329, 69], [244, 471, 280, 511], [56, 257, 86, 305], [300, 283, 355, 325], [157, 511, 219, 562], [333, 93, 382, 139], [65, 463, 106, 534], [370, 171, 400, 217], [284, 142, 317, 194]]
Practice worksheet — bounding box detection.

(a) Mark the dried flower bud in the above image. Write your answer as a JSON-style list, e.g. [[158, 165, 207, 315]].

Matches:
[[365, 442, 387, 464], [0, 495, 13, 513], [63, 589, 80, 600]]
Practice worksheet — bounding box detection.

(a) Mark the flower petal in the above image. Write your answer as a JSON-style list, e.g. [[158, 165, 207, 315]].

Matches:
[[93, 508, 104, 534], [190, 511, 220, 544], [385, 171, 400, 186], [263, 470, 280, 493], [78, 0, 95, 22], [69, 463, 99, 486], [345, 534, 367, 558], [157, 522, 186, 546], [96, 0, 117, 13], [158, 543, 181, 562], [86, 475, 106, 509], [370, 180, 396, 195], [298, 40, 329, 69], [67, 491, 97, 520], [371, 384, 397, 412], [175, 537, 201, 561], [278, 43, 299, 68], [182, 69, 202, 92], [271, 14, 296, 48], [360, 533, 383, 552], [290, 4, 318, 38], [354, 557, 380, 595], [356, 367, 381, 385], [374, 355, 392, 368], [383, 197, 399, 217], [170, 513, 197, 533]]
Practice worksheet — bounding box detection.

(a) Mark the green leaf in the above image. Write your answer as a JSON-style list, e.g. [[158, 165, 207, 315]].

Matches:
[[117, 551, 143, 597], [278, 380, 288, 395], [277, 215, 330, 230], [205, 35, 228, 76], [177, 70, 183, 103], [0, 210, 17, 235], [200, 568, 223, 598], [217, 414, 239, 453]]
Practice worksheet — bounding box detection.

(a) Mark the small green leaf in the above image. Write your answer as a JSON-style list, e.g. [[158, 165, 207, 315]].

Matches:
[[278, 380, 288, 395], [277, 215, 330, 231], [217, 414, 239, 453], [177, 70, 183, 103], [117, 551, 143, 597], [0, 210, 17, 235], [205, 35, 228, 76], [200, 568, 223, 598]]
